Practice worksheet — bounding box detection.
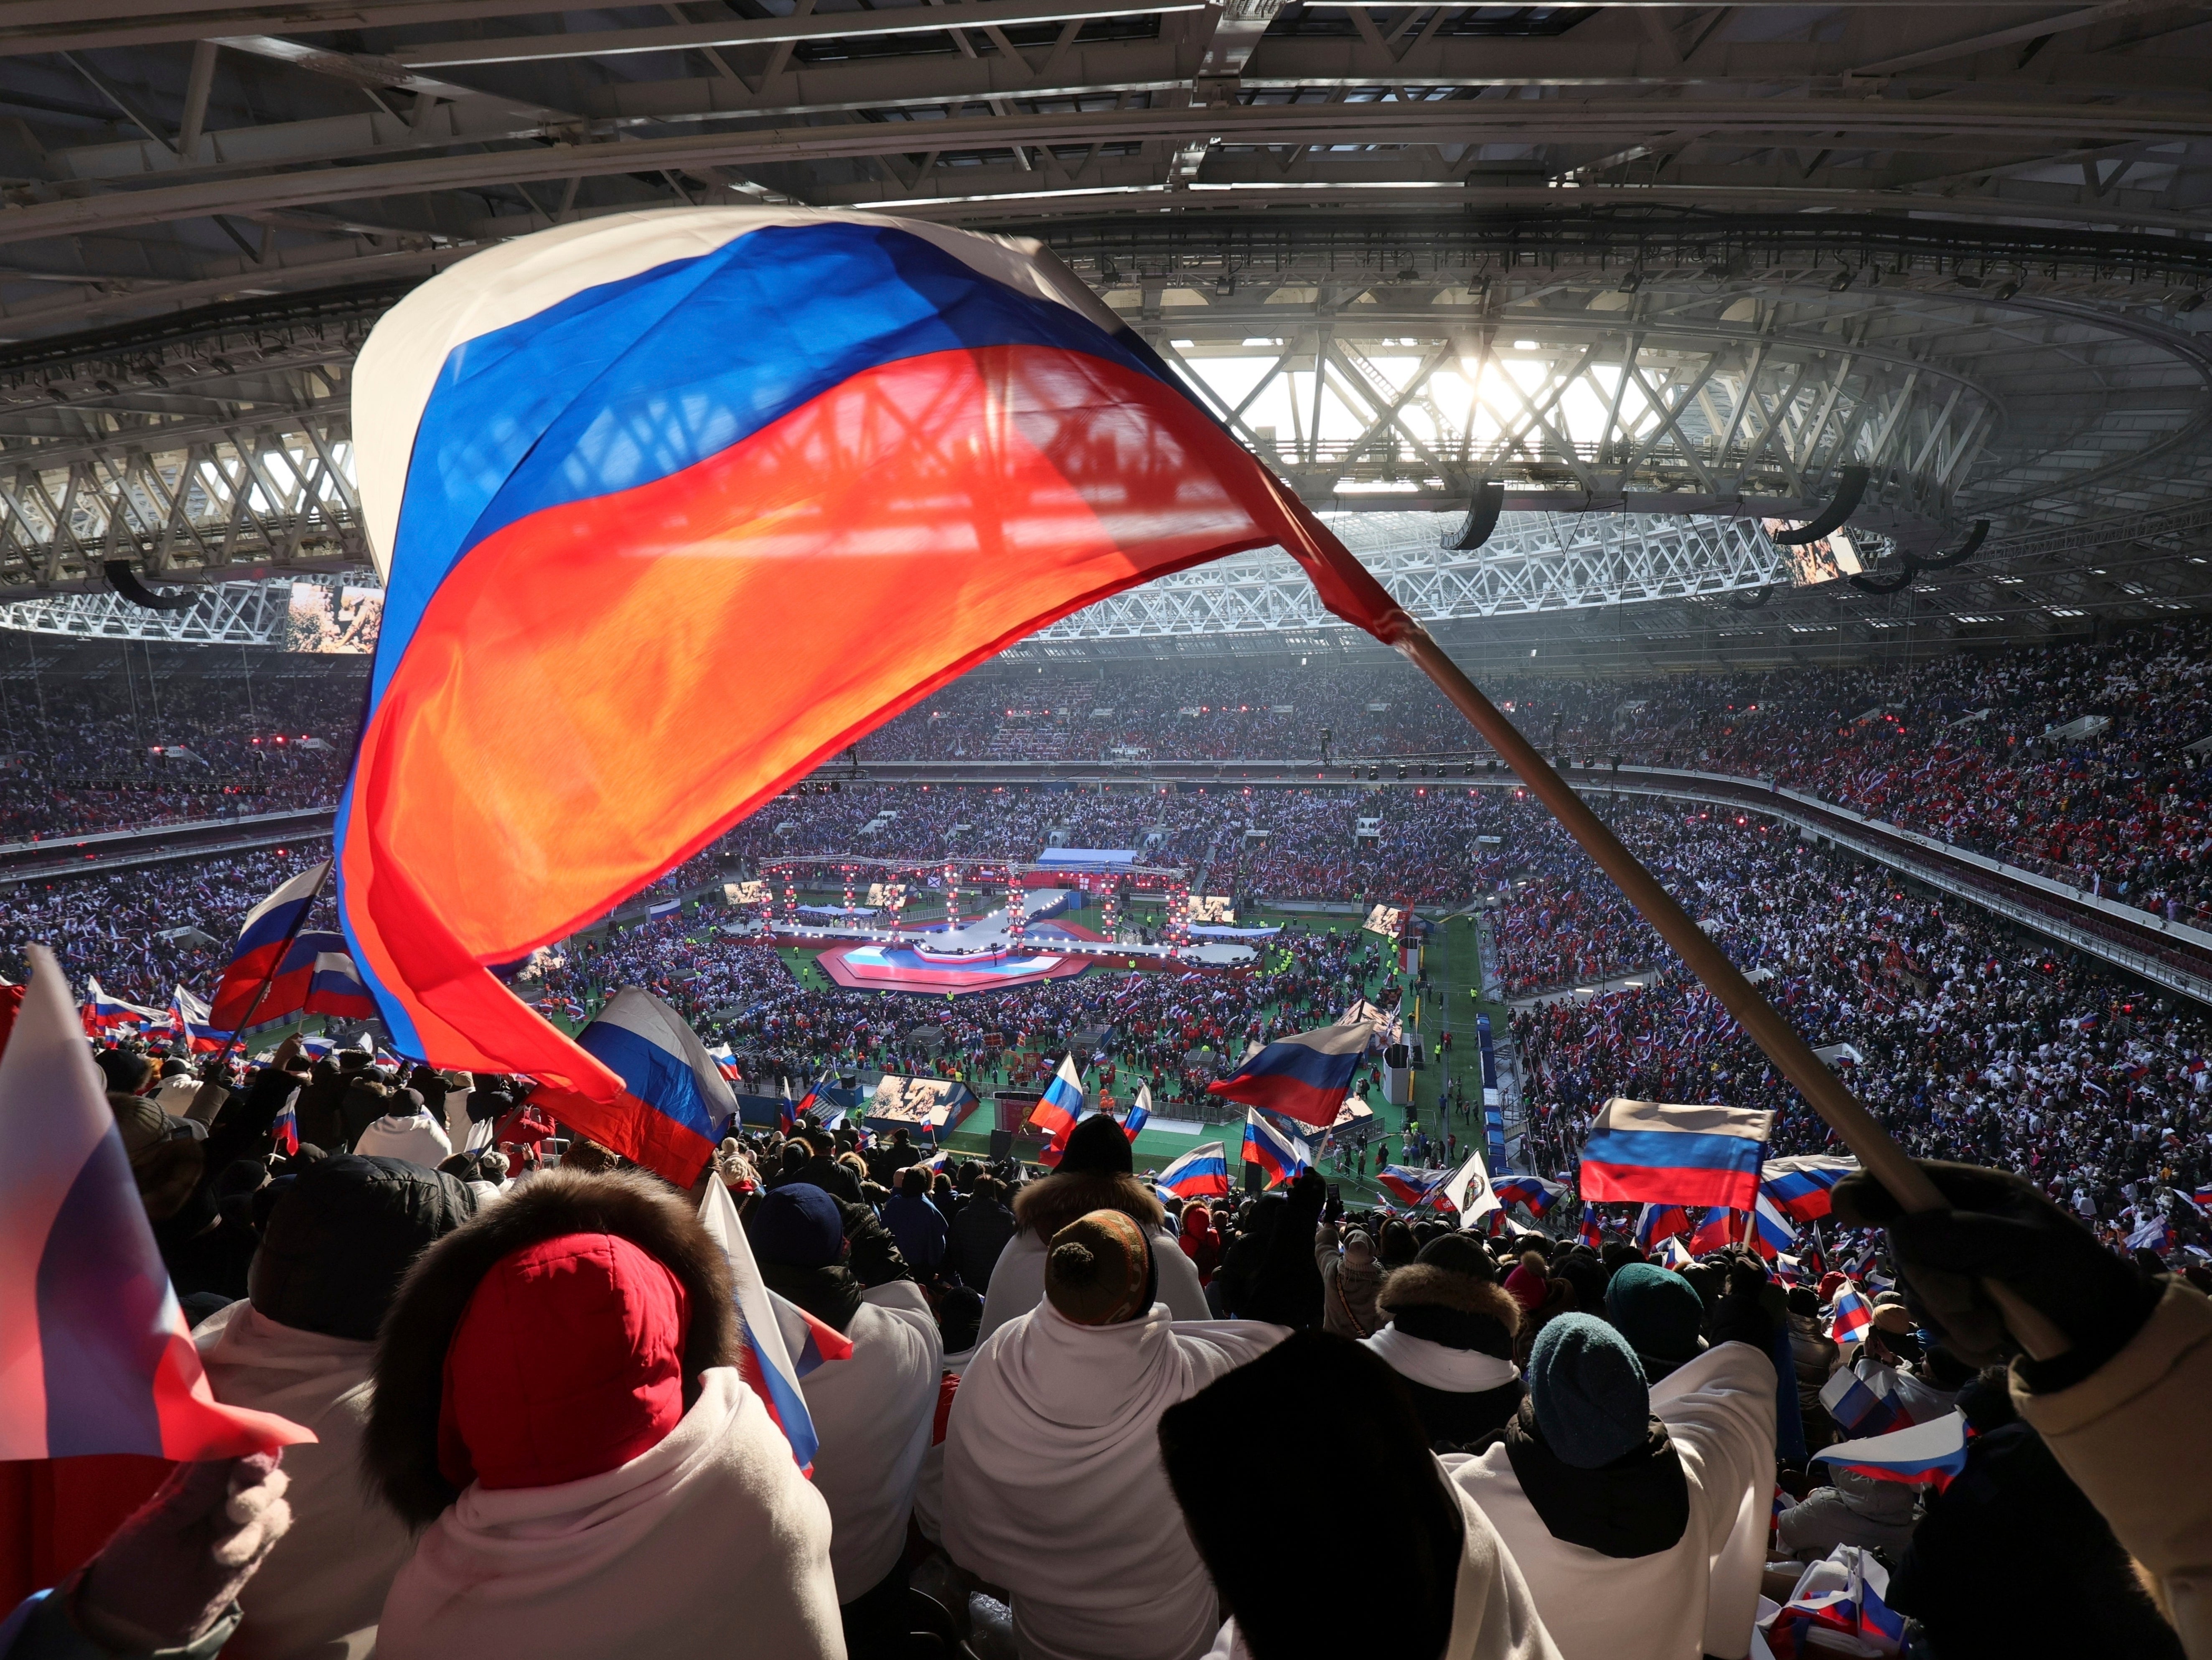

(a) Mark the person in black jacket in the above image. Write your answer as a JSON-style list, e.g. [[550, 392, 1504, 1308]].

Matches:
[[1885, 1365, 2184, 1660], [1363, 1232, 1524, 1452], [947, 1174, 1017, 1291], [1213, 1170, 1327, 1328]]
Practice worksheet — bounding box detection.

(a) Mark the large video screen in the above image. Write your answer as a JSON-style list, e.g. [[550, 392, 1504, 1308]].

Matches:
[[287, 582, 383, 653], [1762, 520, 1865, 588]]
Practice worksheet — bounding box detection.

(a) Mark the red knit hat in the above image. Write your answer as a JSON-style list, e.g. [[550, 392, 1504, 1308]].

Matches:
[[439, 1232, 691, 1492], [1503, 1261, 1549, 1313], [1817, 1271, 1846, 1304]]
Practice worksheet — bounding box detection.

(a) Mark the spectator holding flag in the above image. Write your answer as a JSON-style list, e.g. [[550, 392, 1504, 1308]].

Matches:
[[1314, 1195, 1386, 1340], [1443, 1257, 1780, 1660], [745, 1183, 941, 1647], [363, 1169, 842, 1660], [977, 1113, 1209, 1345]]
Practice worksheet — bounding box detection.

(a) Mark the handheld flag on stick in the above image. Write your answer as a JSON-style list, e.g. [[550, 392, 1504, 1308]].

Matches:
[[169, 984, 232, 1055], [1635, 1203, 1692, 1250], [1828, 1285, 1876, 1346], [81, 976, 167, 1035], [1121, 1083, 1151, 1142], [1240, 1108, 1311, 1190], [1377, 1165, 1453, 1210], [1441, 1146, 1502, 1230], [533, 988, 737, 1179], [1819, 1365, 1911, 1439], [1812, 1413, 1969, 1490], [338, 207, 1406, 1188], [1156, 1142, 1230, 1199], [208, 860, 332, 1035], [1688, 1206, 1739, 1255], [1577, 1210, 1604, 1251], [0, 946, 314, 1461], [1493, 1174, 1562, 1218], [1029, 1055, 1084, 1159], [697, 1179, 848, 1474], [1579, 1098, 1773, 1211], [1761, 1154, 1860, 1223]]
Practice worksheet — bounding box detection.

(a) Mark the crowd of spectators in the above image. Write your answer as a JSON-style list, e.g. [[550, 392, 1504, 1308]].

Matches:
[[1502, 805, 2212, 1255], [0, 665, 361, 841]]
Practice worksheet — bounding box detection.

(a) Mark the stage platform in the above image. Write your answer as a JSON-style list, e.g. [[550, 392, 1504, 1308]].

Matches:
[[758, 890, 1256, 996]]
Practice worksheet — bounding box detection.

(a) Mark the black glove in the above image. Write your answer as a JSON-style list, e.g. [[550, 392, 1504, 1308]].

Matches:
[[1830, 1159, 2161, 1386], [1285, 1169, 1327, 1232], [1323, 1185, 1345, 1226], [1708, 1248, 1783, 1352]]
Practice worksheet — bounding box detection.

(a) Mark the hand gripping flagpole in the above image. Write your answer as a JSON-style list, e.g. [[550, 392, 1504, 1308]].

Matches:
[[1265, 486, 2069, 1360]]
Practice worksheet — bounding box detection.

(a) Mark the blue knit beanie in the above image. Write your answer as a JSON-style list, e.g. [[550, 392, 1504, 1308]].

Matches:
[[748, 1182, 846, 1268], [1605, 1263, 1708, 1368], [1526, 1312, 1651, 1469]]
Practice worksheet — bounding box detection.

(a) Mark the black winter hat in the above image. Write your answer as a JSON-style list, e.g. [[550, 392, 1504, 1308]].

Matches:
[[1056, 1111, 1134, 1176], [1159, 1332, 1463, 1660], [249, 1154, 478, 1342]]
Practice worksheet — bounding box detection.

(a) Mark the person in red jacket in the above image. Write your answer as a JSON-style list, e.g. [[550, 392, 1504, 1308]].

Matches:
[[1178, 1202, 1221, 1286]]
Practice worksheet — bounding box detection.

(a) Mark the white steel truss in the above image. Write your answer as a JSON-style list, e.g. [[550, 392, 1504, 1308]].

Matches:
[[1036, 511, 1787, 639], [0, 575, 334, 643]]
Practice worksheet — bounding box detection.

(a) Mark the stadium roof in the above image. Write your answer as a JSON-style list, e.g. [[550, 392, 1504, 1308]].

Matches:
[[0, 3, 2208, 663]]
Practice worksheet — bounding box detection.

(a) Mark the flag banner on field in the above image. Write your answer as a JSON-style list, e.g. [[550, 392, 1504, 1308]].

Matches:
[[1819, 1364, 1912, 1439], [1827, 1285, 1875, 1346], [1492, 1174, 1562, 1217], [1157, 1142, 1230, 1199], [1377, 1165, 1453, 1210], [1442, 1147, 1502, 1230], [1029, 1055, 1084, 1161], [0, 946, 314, 1461], [209, 861, 331, 1031], [170, 984, 232, 1054], [1762, 1546, 1906, 1658], [1207, 1012, 1377, 1128], [1121, 1083, 1151, 1142], [1760, 1154, 1861, 1223], [533, 988, 738, 1179], [334, 208, 1411, 1188], [1812, 1413, 1969, 1491], [697, 1179, 845, 1475], [81, 976, 167, 1035], [1240, 1108, 1311, 1190], [1578, 1098, 1772, 1210]]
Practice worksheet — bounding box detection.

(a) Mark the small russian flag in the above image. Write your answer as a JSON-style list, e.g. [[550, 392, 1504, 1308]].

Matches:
[[1656, 1235, 1696, 1271], [1819, 1366, 1909, 1438], [1121, 1083, 1152, 1143], [1751, 1189, 1799, 1260], [696, 1178, 848, 1475], [1578, 1210, 1605, 1250], [272, 1091, 301, 1158], [80, 976, 167, 1035], [1028, 1054, 1083, 1157], [1241, 1108, 1310, 1189], [1827, 1285, 1875, 1346], [1579, 1097, 1772, 1211], [1813, 1411, 1970, 1490], [1688, 1206, 1739, 1254], [1157, 1142, 1230, 1199], [1377, 1165, 1452, 1210], [1635, 1202, 1691, 1249], [1759, 1154, 1859, 1223], [1494, 1174, 1561, 1217]]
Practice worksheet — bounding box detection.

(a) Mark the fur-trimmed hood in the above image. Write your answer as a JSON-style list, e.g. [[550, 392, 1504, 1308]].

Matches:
[[1378, 1265, 1523, 1332], [364, 1169, 735, 1528], [1012, 1168, 1163, 1243]]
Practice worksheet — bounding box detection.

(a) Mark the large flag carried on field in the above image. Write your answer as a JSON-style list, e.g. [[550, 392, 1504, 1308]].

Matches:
[[535, 988, 739, 1180], [1579, 1097, 1773, 1210], [0, 946, 313, 1461], [338, 208, 1409, 1187], [1207, 1007, 1378, 1128], [208, 860, 330, 1032]]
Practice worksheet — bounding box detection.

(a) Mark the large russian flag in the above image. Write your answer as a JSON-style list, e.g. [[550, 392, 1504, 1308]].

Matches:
[[0, 947, 312, 1462], [537, 987, 738, 1181], [209, 861, 330, 1032], [1579, 1097, 1773, 1210], [1206, 1011, 1376, 1128], [337, 208, 1409, 1186]]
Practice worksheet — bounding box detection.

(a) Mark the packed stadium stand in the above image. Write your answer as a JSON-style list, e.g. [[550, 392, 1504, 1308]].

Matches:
[[7, 15, 2212, 1655]]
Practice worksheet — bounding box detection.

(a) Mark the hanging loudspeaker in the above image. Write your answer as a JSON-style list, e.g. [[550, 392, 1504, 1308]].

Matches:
[[1768, 465, 1870, 547]]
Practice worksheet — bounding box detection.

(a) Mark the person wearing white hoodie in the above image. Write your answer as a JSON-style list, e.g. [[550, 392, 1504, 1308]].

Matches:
[[1444, 1261, 1779, 1660], [351, 1090, 452, 1169], [193, 1154, 478, 1660], [944, 1208, 1287, 1660]]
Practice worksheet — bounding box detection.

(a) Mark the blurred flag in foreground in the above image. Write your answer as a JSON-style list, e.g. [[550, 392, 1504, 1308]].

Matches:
[[1812, 1413, 1969, 1492], [0, 946, 312, 1461], [698, 1180, 849, 1475], [338, 208, 1409, 1187]]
